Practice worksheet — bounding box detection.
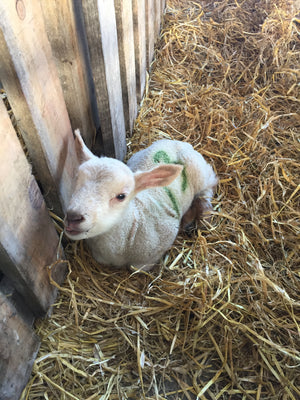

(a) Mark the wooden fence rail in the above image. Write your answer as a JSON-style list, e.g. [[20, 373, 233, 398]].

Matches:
[[0, 0, 166, 398]]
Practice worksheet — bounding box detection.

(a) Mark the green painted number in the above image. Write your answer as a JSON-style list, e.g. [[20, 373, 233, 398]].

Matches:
[[153, 150, 188, 217]]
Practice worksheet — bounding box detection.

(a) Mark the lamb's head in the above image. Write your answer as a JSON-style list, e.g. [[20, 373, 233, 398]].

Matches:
[[64, 130, 183, 240], [65, 155, 136, 240]]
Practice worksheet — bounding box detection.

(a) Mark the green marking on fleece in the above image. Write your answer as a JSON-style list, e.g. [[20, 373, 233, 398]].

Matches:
[[153, 150, 171, 164], [153, 150, 188, 217], [164, 187, 180, 217], [181, 168, 188, 192]]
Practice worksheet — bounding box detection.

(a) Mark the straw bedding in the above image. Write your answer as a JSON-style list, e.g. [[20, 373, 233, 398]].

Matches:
[[23, 0, 300, 399]]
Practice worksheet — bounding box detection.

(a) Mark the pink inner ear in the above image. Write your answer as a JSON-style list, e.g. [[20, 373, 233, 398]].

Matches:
[[134, 164, 183, 193]]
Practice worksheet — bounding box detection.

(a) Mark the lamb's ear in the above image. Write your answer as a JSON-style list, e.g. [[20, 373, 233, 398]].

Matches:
[[74, 129, 94, 163], [134, 164, 183, 193]]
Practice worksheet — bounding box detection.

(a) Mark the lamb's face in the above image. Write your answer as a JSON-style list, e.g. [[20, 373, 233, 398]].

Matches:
[[64, 157, 135, 240]]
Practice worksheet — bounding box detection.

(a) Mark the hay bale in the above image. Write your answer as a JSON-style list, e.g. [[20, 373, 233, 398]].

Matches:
[[23, 0, 300, 399]]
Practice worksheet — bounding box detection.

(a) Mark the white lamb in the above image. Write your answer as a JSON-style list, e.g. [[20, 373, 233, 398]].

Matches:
[[64, 130, 218, 270]]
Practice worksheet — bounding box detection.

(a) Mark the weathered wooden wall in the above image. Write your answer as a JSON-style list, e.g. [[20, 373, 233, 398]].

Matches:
[[0, 279, 40, 400], [0, 0, 166, 398]]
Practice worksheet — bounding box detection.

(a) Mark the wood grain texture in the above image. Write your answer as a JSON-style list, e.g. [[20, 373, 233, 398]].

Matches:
[[114, 0, 137, 135], [146, 0, 155, 68], [0, 290, 40, 400], [154, 0, 162, 37], [81, 0, 126, 160], [0, 0, 78, 214], [133, 0, 147, 102], [0, 277, 35, 327], [0, 99, 66, 316], [41, 0, 96, 149]]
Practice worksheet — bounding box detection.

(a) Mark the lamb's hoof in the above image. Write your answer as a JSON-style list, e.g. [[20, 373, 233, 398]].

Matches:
[[182, 221, 197, 236]]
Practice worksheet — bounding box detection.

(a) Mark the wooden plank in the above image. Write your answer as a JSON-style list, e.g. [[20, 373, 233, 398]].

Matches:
[[154, 0, 162, 37], [0, 0, 78, 215], [81, 0, 127, 160], [0, 277, 35, 327], [0, 33, 63, 216], [0, 98, 66, 316], [0, 290, 40, 400], [114, 0, 138, 135], [146, 0, 155, 69], [133, 0, 147, 102], [40, 0, 96, 149]]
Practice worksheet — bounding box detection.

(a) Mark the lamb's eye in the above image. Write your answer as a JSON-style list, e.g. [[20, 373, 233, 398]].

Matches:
[[116, 193, 126, 201]]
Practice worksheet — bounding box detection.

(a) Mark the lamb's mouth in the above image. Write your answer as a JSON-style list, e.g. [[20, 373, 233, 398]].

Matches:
[[64, 227, 86, 237]]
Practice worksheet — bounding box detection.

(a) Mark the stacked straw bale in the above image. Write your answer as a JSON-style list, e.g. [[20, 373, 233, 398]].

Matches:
[[23, 0, 300, 399]]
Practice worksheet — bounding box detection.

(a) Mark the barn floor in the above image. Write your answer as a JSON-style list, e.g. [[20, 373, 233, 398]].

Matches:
[[23, 1, 299, 399]]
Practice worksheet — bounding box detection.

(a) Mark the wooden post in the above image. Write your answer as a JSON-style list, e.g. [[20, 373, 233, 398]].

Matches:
[[0, 98, 66, 316], [81, 0, 127, 160], [146, 0, 155, 69], [133, 0, 147, 103], [0, 289, 40, 400], [154, 0, 162, 37], [114, 0, 138, 135], [40, 0, 97, 149], [0, 0, 78, 215]]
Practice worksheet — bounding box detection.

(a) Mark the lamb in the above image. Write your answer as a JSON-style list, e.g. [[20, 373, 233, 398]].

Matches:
[[64, 130, 218, 270]]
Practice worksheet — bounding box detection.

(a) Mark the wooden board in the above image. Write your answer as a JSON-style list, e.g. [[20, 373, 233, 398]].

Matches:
[[133, 0, 147, 103], [0, 33, 62, 216], [155, 0, 163, 36], [0, 0, 78, 215], [0, 277, 35, 327], [81, 0, 127, 160], [146, 0, 156, 69], [40, 0, 96, 149], [0, 98, 66, 316], [0, 289, 40, 400], [114, 0, 138, 135]]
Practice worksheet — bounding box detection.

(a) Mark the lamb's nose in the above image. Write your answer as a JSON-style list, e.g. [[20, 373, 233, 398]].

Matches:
[[65, 211, 84, 227]]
